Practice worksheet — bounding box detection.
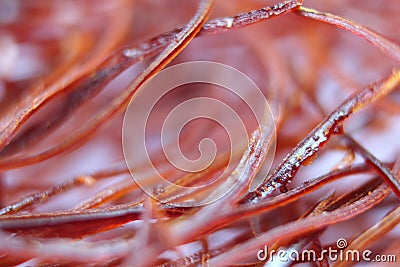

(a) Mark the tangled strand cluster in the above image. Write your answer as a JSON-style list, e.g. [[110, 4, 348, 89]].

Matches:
[[0, 0, 399, 266]]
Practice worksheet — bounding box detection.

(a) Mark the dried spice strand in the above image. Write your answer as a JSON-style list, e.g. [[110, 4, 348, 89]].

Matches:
[[332, 158, 400, 267], [0, 163, 130, 215], [168, 110, 276, 244], [296, 65, 400, 198], [0, 0, 134, 151], [0, 229, 134, 263], [0, 55, 138, 156], [1, 164, 370, 240], [0, 0, 214, 234], [0, 0, 301, 164], [324, 177, 383, 212], [0, 42, 167, 158], [332, 206, 400, 267], [0, 0, 214, 170], [0, 176, 94, 215], [156, 249, 222, 267], [157, 152, 231, 204], [242, 71, 400, 203], [107, 1, 303, 75], [264, 194, 334, 265], [295, 7, 400, 62], [343, 134, 400, 198], [210, 183, 390, 266], [74, 178, 135, 210], [0, 203, 144, 236], [200, 0, 302, 34], [162, 164, 370, 238]]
